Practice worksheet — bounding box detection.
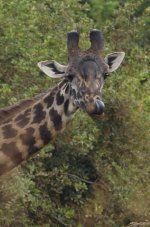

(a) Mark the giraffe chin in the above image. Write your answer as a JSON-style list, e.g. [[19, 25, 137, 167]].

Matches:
[[85, 100, 105, 116]]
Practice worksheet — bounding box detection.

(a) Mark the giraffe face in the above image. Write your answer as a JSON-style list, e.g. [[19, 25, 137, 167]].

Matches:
[[69, 58, 108, 115], [38, 29, 125, 116]]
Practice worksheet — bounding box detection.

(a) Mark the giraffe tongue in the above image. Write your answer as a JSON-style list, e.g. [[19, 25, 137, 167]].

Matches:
[[85, 100, 105, 115], [95, 100, 105, 115]]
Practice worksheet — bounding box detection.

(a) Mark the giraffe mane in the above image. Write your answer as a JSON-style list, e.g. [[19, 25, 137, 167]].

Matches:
[[0, 92, 46, 124]]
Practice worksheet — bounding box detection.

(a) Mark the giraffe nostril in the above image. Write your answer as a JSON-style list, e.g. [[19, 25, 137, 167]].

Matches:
[[95, 95, 100, 100], [85, 94, 89, 101]]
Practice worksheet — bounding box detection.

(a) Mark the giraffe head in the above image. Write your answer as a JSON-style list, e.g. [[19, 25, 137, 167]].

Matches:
[[38, 29, 125, 116]]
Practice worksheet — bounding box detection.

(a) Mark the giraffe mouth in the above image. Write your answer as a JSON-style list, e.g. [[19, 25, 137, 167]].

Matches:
[[95, 100, 105, 115], [84, 100, 105, 116]]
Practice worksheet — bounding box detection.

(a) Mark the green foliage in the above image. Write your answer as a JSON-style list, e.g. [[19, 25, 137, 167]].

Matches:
[[0, 0, 150, 226], [0, 0, 92, 107], [88, 0, 119, 25]]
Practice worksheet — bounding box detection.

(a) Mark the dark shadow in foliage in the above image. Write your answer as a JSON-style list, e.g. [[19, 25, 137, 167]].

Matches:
[[76, 156, 98, 182], [60, 156, 98, 205], [40, 144, 98, 206]]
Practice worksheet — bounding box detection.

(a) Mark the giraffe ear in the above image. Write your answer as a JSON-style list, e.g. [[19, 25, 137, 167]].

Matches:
[[105, 52, 125, 73], [37, 60, 67, 78]]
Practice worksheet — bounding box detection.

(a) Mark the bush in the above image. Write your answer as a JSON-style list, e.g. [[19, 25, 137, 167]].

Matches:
[[0, 0, 149, 226]]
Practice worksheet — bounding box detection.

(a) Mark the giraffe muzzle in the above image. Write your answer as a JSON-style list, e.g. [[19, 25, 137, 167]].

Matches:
[[85, 100, 105, 115]]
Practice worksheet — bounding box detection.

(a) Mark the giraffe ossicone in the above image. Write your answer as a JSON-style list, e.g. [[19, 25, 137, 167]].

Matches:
[[0, 29, 125, 176]]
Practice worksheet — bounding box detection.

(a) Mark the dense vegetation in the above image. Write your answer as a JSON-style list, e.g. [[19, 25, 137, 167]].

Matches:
[[0, 0, 149, 226]]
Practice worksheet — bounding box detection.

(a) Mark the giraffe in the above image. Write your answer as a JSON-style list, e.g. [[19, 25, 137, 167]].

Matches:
[[0, 29, 125, 176]]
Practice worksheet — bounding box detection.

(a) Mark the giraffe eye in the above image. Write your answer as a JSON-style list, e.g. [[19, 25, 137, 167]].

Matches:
[[104, 73, 109, 80], [67, 74, 74, 81]]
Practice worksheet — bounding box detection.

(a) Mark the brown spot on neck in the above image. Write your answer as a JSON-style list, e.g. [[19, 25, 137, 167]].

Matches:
[[44, 95, 54, 108], [64, 99, 69, 115], [15, 108, 31, 128], [56, 90, 64, 105], [1, 142, 22, 165], [2, 124, 17, 139], [49, 108, 62, 131], [32, 103, 46, 124], [39, 123, 52, 145], [20, 127, 37, 156]]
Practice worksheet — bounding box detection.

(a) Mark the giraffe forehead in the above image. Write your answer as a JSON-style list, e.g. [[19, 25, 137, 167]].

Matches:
[[79, 60, 99, 73], [78, 59, 107, 77], [69, 54, 107, 74]]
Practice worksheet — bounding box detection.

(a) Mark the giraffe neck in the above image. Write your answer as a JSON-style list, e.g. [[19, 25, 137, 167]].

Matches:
[[0, 79, 77, 175]]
